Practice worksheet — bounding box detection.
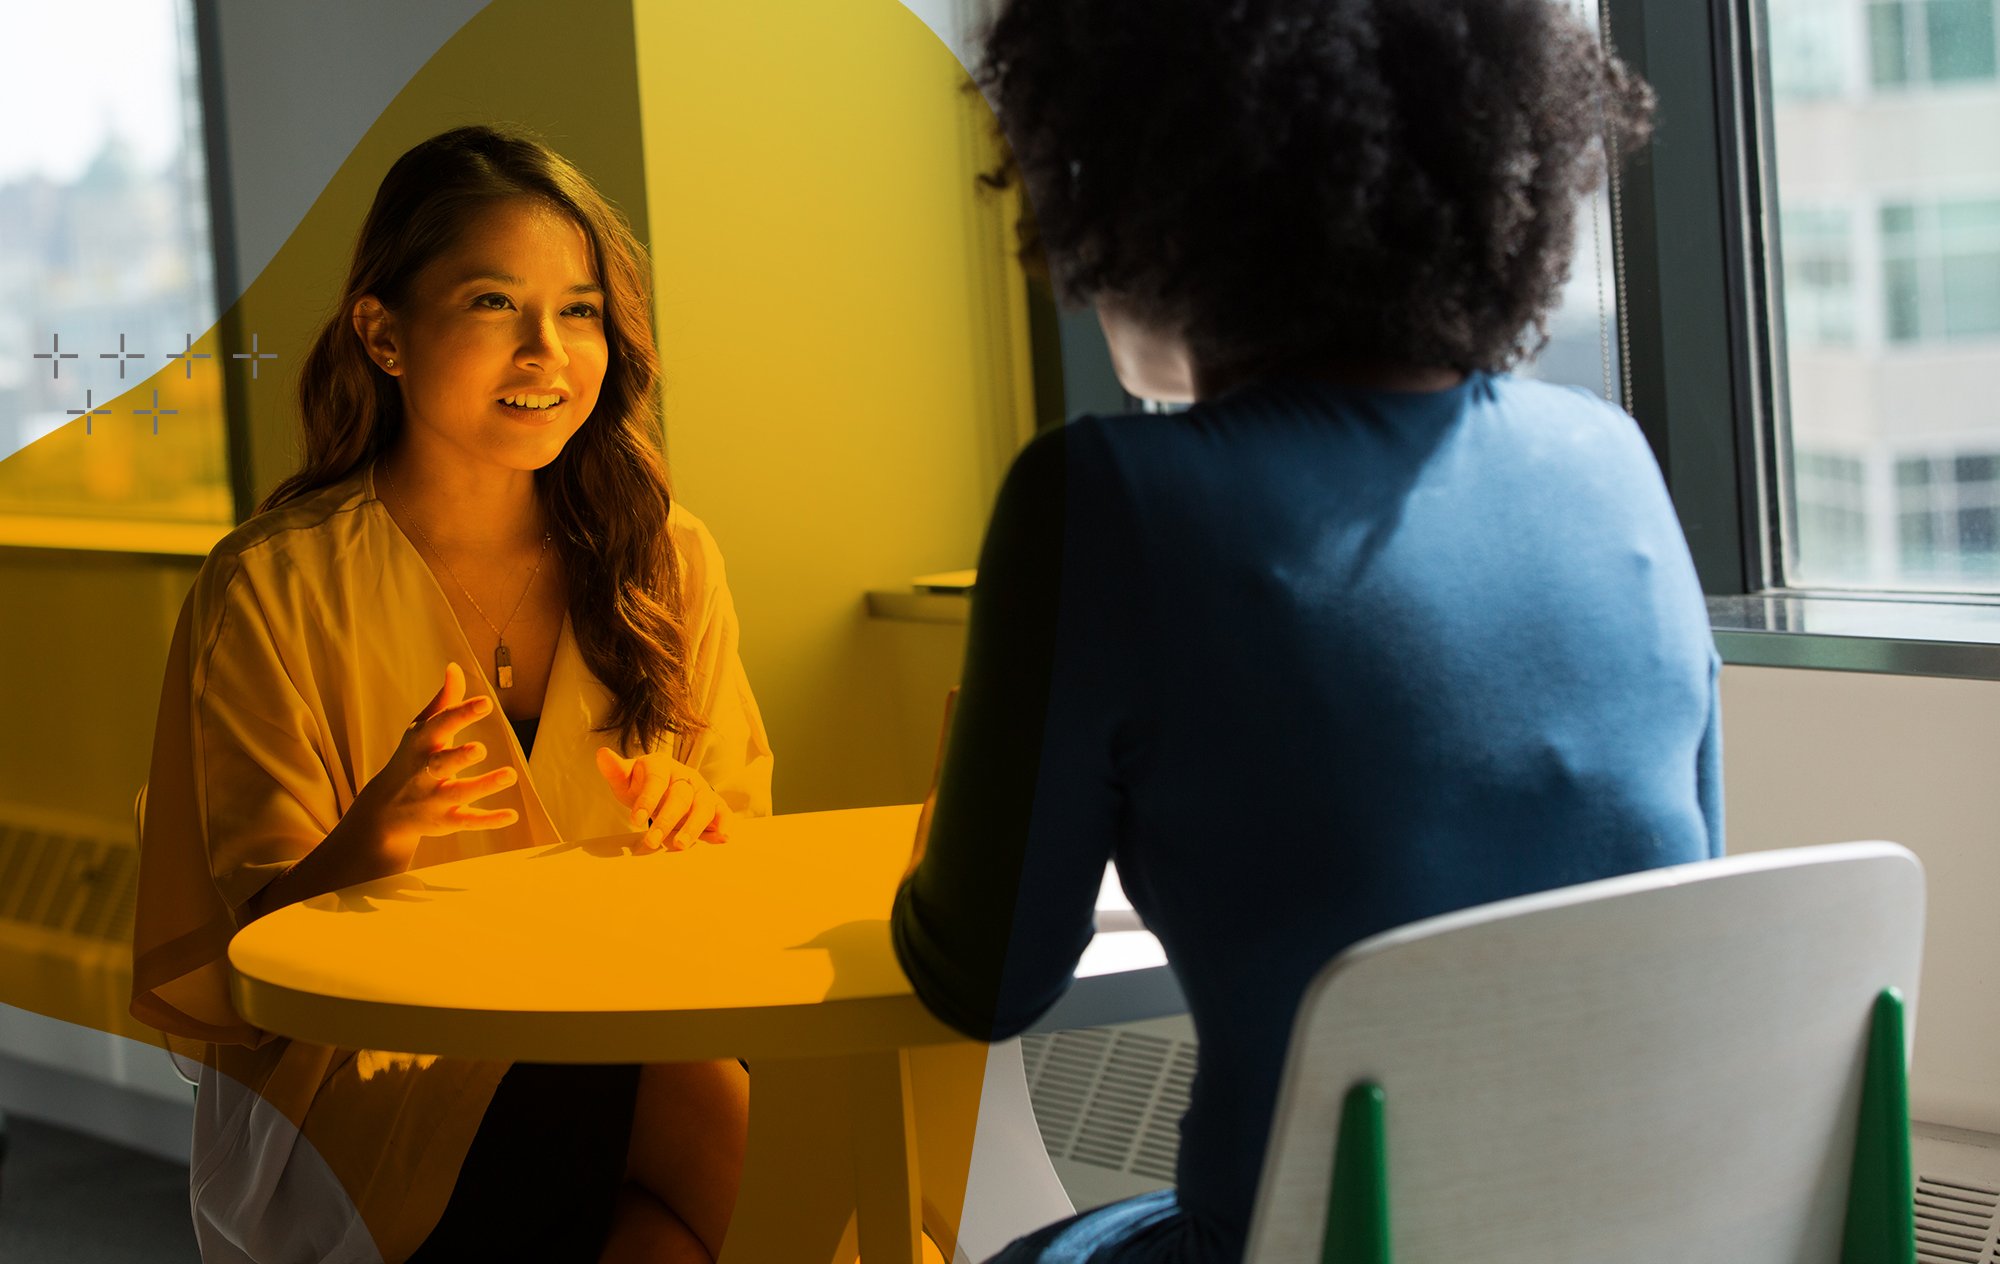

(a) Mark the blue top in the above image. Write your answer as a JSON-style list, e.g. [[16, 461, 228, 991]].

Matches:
[[891, 371, 1723, 1261]]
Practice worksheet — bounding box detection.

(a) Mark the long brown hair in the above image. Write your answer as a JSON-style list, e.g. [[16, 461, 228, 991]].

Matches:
[[263, 124, 703, 754]]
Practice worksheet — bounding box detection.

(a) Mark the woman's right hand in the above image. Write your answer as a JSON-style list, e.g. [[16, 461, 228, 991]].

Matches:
[[361, 661, 521, 852], [245, 663, 522, 920]]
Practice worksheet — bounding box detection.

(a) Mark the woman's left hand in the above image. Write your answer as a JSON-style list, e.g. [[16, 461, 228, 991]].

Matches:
[[595, 747, 732, 852]]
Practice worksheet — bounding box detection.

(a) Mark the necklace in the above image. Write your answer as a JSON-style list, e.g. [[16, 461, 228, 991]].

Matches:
[[377, 463, 552, 691]]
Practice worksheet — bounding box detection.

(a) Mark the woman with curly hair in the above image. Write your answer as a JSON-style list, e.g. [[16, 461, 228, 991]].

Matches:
[[891, 2, 1719, 1260], [133, 125, 769, 1263]]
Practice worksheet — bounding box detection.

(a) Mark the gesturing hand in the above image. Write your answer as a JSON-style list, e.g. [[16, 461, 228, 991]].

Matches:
[[364, 661, 521, 850], [595, 747, 730, 853]]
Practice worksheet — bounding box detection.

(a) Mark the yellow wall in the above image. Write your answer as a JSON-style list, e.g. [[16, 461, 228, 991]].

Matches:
[[633, 1, 1027, 812], [0, 553, 194, 828]]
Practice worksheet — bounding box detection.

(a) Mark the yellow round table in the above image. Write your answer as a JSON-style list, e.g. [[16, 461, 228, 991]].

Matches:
[[230, 805, 1095, 1263]]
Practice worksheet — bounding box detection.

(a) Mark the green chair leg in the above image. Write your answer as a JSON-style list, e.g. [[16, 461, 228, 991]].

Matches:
[[1841, 988, 1916, 1264], [1323, 1082, 1391, 1264]]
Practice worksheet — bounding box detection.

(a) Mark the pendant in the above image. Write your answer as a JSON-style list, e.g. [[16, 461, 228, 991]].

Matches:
[[495, 642, 514, 690]]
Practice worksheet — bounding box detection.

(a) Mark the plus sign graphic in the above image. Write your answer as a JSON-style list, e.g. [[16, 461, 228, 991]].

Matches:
[[100, 334, 146, 379], [131, 389, 178, 436], [33, 334, 79, 380], [231, 333, 279, 380], [165, 333, 212, 379], [66, 390, 113, 435]]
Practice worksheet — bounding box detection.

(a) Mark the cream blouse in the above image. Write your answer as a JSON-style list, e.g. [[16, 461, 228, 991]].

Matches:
[[131, 460, 773, 1263]]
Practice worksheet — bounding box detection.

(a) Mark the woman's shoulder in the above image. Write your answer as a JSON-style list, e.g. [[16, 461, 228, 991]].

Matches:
[[665, 499, 732, 602], [1480, 373, 1647, 438], [188, 467, 377, 618], [1476, 374, 1670, 488], [204, 467, 375, 570], [1479, 370, 1618, 409]]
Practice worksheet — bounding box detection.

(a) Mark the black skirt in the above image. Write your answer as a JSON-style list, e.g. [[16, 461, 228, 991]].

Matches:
[[405, 1061, 641, 1263]]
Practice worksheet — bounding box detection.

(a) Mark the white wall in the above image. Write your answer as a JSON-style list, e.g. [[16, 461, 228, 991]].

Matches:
[[1722, 664, 2000, 1134]]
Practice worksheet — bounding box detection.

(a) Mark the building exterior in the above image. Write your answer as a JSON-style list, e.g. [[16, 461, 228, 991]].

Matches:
[[1770, 0, 2000, 588]]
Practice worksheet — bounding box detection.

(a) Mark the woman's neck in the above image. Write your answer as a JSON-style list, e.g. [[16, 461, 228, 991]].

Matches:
[[1194, 356, 1468, 401], [374, 444, 550, 556]]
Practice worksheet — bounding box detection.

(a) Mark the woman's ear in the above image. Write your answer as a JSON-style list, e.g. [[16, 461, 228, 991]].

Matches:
[[1096, 297, 1196, 404], [351, 296, 400, 372]]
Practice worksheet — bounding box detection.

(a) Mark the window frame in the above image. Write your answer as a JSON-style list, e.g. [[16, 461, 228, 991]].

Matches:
[[1605, 0, 1779, 599], [1614, 0, 2000, 679], [193, 0, 256, 526]]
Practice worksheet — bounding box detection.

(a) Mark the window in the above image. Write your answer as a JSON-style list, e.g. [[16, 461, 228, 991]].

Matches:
[[1516, 186, 1625, 403], [1869, 0, 1998, 86], [1881, 198, 2000, 342], [1893, 450, 2000, 578], [0, 0, 230, 539], [1781, 207, 1858, 346], [1514, 0, 1625, 405], [1763, 0, 2000, 591], [1793, 449, 1873, 579], [1769, 0, 1859, 99]]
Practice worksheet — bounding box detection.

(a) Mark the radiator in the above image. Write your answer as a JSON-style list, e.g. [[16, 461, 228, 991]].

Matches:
[[1020, 1014, 1194, 1210], [0, 799, 193, 1163], [1916, 1129, 2000, 1264]]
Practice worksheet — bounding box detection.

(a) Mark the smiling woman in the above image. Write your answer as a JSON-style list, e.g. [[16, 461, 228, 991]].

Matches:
[[266, 127, 703, 759], [358, 197, 608, 700], [131, 125, 771, 1264], [363, 219, 609, 457]]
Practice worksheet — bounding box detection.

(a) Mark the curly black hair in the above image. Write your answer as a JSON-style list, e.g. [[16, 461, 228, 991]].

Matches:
[[976, 0, 1655, 377]]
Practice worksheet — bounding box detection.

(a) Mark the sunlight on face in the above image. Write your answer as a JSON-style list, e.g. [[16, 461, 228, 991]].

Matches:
[[393, 196, 610, 473]]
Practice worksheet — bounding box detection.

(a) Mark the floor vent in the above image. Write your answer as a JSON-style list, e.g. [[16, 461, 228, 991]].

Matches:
[[1917, 1173, 2000, 1264], [1020, 1025, 1197, 1184]]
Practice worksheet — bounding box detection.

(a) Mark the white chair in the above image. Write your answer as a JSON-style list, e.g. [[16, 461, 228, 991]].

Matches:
[[1242, 842, 1924, 1264]]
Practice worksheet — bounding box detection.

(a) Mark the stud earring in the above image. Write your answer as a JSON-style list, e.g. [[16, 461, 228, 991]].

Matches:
[[384, 358, 396, 369]]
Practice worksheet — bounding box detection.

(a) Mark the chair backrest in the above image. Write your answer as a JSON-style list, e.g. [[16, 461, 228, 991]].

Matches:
[[1242, 843, 1925, 1264]]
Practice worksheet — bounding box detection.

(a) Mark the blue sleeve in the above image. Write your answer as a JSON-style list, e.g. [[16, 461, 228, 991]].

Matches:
[[890, 425, 1123, 1041], [1698, 650, 1725, 859]]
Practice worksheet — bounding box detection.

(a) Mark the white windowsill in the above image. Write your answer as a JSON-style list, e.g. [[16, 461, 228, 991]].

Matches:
[[0, 514, 226, 559]]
